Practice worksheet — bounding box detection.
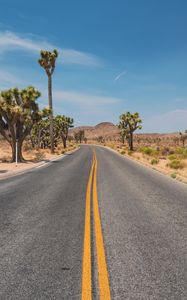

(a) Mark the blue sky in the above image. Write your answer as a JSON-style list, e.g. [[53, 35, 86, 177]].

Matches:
[[0, 0, 187, 132]]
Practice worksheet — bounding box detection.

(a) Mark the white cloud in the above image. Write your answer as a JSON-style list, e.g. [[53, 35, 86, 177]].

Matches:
[[0, 31, 100, 66], [0, 70, 25, 86], [37, 89, 123, 126], [114, 70, 127, 82], [143, 109, 187, 133], [52, 90, 122, 108]]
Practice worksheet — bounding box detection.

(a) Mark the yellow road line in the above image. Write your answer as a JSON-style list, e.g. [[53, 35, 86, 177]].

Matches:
[[93, 152, 111, 300], [82, 156, 95, 300]]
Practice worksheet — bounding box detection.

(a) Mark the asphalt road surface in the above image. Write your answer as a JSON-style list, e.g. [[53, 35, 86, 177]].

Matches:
[[0, 145, 186, 300]]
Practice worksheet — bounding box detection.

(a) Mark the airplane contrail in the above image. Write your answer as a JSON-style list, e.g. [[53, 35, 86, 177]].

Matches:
[[114, 70, 128, 81]]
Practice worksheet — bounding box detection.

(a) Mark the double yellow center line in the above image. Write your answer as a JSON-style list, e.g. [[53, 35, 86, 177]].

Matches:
[[82, 152, 111, 300]]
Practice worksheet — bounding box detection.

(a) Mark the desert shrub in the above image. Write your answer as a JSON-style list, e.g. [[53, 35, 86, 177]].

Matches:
[[168, 154, 178, 161], [68, 142, 74, 147], [151, 158, 159, 165], [23, 143, 33, 151], [168, 159, 184, 169], [120, 150, 126, 155], [175, 148, 183, 154], [56, 144, 63, 151], [171, 173, 177, 179], [128, 150, 133, 156], [140, 146, 153, 155], [34, 152, 46, 162], [108, 142, 115, 149], [161, 147, 170, 156], [140, 146, 159, 156], [0, 156, 10, 162], [175, 148, 187, 159], [168, 149, 175, 155]]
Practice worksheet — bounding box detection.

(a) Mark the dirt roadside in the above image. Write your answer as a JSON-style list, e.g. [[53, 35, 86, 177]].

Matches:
[[0, 148, 79, 180]]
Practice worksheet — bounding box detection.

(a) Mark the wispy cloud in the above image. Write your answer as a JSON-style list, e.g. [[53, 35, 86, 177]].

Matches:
[[51, 90, 123, 125], [143, 109, 187, 133], [0, 70, 25, 86], [53, 90, 122, 107], [0, 31, 100, 66], [114, 70, 127, 82]]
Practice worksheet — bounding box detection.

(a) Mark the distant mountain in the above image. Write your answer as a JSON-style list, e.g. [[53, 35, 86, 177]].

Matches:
[[69, 122, 180, 142], [69, 122, 120, 140]]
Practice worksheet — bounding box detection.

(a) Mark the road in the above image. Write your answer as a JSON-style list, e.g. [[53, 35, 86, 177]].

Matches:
[[0, 145, 186, 299]]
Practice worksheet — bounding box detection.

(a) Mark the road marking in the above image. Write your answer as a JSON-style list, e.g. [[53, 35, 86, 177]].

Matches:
[[82, 150, 111, 299], [93, 152, 111, 300], [82, 156, 95, 300]]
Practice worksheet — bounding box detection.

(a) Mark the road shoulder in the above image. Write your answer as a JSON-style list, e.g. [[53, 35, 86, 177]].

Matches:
[[97, 144, 187, 185], [0, 148, 79, 180]]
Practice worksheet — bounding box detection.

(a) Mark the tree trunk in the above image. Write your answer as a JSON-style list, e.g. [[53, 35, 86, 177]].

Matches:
[[11, 139, 25, 163], [61, 132, 67, 148], [182, 138, 185, 148], [37, 129, 42, 149], [63, 138, 67, 148], [48, 75, 54, 153], [129, 132, 133, 151]]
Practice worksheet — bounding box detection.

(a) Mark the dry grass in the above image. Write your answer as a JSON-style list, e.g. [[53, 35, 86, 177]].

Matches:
[[104, 141, 187, 184], [0, 139, 77, 177]]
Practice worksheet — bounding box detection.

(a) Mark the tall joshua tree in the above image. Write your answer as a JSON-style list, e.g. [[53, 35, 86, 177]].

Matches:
[[118, 112, 142, 150], [38, 49, 58, 153]]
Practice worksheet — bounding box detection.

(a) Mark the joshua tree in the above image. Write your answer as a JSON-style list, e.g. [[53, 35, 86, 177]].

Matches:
[[55, 115, 74, 148], [38, 49, 58, 153], [31, 115, 74, 149], [117, 125, 130, 144], [74, 130, 85, 143], [118, 112, 142, 150], [0, 86, 48, 162], [31, 118, 52, 149], [179, 130, 187, 148], [173, 136, 180, 147], [97, 136, 105, 143]]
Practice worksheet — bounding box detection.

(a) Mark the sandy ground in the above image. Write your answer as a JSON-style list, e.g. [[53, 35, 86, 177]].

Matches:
[[1, 138, 186, 183], [0, 140, 77, 179], [128, 151, 187, 184], [103, 142, 187, 184]]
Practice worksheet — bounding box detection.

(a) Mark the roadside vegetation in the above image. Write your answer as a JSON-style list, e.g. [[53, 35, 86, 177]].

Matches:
[[118, 111, 142, 150], [0, 49, 77, 166], [0, 48, 186, 184], [104, 120, 187, 182], [86, 112, 187, 183]]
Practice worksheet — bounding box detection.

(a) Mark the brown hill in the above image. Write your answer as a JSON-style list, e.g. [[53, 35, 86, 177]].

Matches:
[[69, 122, 120, 140], [70, 122, 180, 145]]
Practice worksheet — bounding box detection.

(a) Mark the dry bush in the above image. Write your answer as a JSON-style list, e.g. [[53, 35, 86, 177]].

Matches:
[[34, 152, 46, 162], [167, 160, 184, 169]]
